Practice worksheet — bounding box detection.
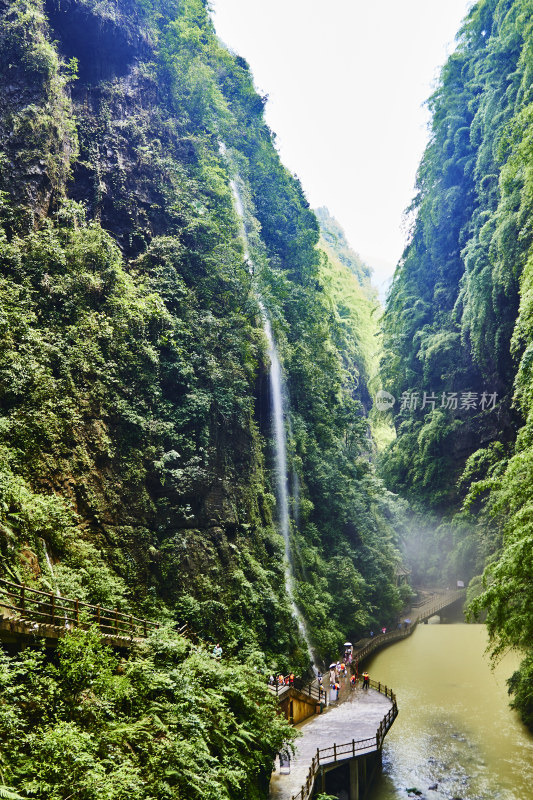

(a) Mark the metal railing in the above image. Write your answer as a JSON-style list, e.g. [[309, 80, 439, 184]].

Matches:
[[352, 589, 466, 665], [290, 680, 398, 800], [0, 577, 164, 639]]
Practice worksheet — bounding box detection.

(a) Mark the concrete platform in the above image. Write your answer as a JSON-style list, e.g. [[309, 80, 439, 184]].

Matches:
[[269, 686, 393, 799]]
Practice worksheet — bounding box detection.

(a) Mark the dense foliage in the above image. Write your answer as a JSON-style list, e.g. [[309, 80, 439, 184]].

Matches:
[[0, 0, 409, 794], [379, 0, 533, 726], [0, 626, 293, 800], [315, 207, 373, 293]]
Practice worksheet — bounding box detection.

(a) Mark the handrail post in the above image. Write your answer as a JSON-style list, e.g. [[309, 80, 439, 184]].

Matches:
[[144, 618, 147, 637], [334, 742, 337, 761], [130, 614, 133, 636], [352, 738, 355, 756], [50, 592, 55, 625], [115, 608, 119, 634], [97, 604, 101, 628], [75, 599, 79, 627], [20, 585, 25, 613]]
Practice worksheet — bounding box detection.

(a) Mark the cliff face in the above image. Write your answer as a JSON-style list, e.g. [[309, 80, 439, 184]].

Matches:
[[378, 0, 533, 726], [0, 0, 405, 669]]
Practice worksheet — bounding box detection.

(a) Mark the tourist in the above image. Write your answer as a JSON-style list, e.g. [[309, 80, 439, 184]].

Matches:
[[212, 643, 222, 659], [350, 674, 356, 689], [289, 672, 295, 686], [362, 671, 369, 690], [317, 671, 323, 685]]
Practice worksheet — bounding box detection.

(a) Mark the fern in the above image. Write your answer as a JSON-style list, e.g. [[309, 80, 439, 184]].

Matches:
[[0, 787, 24, 800]]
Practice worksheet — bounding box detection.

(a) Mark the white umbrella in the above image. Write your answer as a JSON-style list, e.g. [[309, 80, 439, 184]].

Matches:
[[344, 642, 352, 647]]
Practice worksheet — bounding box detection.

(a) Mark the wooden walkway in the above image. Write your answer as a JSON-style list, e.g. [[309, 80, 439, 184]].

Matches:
[[0, 577, 184, 647], [351, 587, 466, 666]]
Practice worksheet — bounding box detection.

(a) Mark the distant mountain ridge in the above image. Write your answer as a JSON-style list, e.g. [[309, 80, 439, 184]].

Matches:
[[315, 206, 373, 290]]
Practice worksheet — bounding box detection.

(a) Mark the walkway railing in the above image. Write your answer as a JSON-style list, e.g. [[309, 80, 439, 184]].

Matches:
[[270, 674, 323, 702], [290, 680, 398, 800], [352, 588, 466, 665], [0, 577, 164, 639]]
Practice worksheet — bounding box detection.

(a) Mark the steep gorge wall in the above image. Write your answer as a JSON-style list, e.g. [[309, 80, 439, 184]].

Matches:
[[379, 0, 533, 724], [0, 0, 406, 669]]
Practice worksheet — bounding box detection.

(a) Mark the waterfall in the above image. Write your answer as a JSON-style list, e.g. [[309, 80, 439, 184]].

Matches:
[[40, 538, 56, 583], [260, 312, 291, 570], [260, 312, 317, 667], [40, 538, 69, 626], [227, 170, 317, 669]]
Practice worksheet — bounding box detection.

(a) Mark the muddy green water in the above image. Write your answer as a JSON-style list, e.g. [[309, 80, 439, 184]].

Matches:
[[366, 621, 533, 800]]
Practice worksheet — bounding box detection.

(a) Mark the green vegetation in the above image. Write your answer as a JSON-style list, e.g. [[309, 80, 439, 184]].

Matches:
[[315, 207, 373, 293], [0, 626, 293, 800], [315, 212, 394, 450], [379, 0, 533, 726], [0, 0, 409, 794]]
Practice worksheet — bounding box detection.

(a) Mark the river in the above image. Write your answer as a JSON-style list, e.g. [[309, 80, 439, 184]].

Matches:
[[365, 617, 533, 800]]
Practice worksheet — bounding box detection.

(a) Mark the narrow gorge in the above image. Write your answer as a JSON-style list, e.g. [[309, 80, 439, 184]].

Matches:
[[1, 0, 533, 798]]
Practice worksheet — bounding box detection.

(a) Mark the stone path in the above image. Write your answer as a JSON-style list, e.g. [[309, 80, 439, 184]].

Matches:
[[269, 686, 393, 799]]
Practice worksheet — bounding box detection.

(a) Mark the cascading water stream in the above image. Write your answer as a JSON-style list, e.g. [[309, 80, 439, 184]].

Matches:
[[227, 168, 317, 668], [260, 313, 317, 666], [40, 538, 55, 578], [40, 538, 68, 626]]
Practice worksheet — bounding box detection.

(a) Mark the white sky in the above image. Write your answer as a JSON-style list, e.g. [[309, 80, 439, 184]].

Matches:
[[211, 0, 473, 287]]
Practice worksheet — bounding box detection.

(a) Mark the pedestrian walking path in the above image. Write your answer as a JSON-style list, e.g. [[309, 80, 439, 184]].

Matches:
[[267, 587, 464, 800], [269, 682, 395, 800], [0, 577, 187, 647], [350, 587, 466, 666]]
